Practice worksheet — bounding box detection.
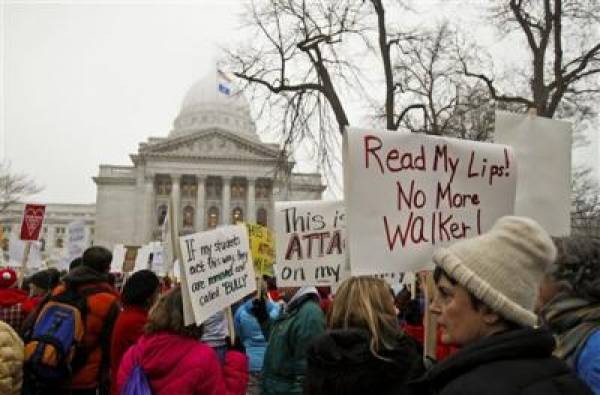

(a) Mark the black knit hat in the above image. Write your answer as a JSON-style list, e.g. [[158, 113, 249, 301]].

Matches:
[[122, 270, 160, 307], [30, 268, 60, 291]]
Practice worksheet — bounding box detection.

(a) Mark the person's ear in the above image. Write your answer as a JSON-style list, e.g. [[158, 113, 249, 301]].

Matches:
[[481, 308, 502, 325]]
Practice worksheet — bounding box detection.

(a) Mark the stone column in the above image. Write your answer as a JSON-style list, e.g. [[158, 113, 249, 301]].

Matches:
[[171, 175, 181, 233], [221, 176, 231, 225], [247, 177, 256, 223], [144, 176, 155, 243], [195, 175, 206, 231]]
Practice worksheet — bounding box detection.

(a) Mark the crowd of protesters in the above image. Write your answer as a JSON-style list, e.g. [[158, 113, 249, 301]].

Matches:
[[0, 215, 599, 394]]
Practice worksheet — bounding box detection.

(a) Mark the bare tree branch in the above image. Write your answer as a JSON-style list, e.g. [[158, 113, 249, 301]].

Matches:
[[0, 162, 43, 214]]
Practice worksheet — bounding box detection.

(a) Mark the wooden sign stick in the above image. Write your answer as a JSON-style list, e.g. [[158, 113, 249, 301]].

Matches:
[[18, 241, 32, 287], [423, 271, 438, 361]]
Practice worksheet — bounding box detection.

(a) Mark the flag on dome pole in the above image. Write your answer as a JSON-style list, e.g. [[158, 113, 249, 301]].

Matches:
[[217, 69, 233, 96]]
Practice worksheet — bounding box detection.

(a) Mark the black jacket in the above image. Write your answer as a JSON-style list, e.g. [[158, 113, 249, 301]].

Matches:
[[412, 327, 592, 395], [305, 328, 424, 395]]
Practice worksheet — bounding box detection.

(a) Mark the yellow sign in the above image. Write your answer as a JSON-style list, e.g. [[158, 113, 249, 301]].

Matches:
[[246, 223, 274, 276]]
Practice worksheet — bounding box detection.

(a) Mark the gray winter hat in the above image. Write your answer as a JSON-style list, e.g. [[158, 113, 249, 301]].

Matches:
[[433, 216, 556, 327]]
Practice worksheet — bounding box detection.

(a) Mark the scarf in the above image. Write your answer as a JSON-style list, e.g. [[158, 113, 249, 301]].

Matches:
[[541, 292, 600, 367]]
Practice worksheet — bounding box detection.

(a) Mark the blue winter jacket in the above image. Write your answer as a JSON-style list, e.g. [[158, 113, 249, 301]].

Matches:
[[234, 298, 281, 372], [577, 329, 600, 395]]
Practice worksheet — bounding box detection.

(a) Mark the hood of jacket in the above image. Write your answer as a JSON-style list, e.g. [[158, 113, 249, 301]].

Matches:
[[286, 286, 319, 313], [0, 288, 28, 307], [423, 327, 555, 386], [62, 265, 109, 287], [306, 328, 423, 394]]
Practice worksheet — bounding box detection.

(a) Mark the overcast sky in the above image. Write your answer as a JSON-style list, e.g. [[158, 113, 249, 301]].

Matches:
[[3, 0, 244, 204], [2, 0, 594, 204]]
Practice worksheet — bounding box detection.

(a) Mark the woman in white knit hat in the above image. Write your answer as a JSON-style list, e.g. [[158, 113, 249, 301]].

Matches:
[[411, 216, 592, 395]]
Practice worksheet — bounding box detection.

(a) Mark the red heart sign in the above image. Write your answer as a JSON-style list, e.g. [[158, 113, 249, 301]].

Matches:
[[20, 204, 46, 241]]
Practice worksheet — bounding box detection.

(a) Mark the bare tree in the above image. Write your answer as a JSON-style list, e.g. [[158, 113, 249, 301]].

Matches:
[[571, 166, 600, 236], [460, 0, 600, 118], [225, 0, 371, 190], [392, 22, 495, 140], [0, 162, 43, 214]]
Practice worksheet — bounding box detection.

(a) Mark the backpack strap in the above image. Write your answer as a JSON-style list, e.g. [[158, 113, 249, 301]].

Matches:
[[21, 292, 53, 340], [98, 301, 120, 395]]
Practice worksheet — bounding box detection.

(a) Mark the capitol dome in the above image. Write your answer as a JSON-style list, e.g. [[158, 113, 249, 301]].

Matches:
[[170, 70, 257, 139]]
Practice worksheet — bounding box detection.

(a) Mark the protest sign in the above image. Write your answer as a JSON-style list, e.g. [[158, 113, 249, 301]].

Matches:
[[274, 200, 347, 286], [133, 244, 152, 272], [495, 111, 571, 236], [149, 241, 166, 275], [122, 245, 140, 272], [8, 236, 42, 270], [246, 223, 274, 276], [179, 225, 257, 325], [67, 220, 88, 261], [20, 204, 46, 241], [343, 127, 517, 275], [110, 244, 126, 272]]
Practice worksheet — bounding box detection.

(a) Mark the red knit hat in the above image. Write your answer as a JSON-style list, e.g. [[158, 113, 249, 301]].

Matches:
[[0, 268, 18, 288]]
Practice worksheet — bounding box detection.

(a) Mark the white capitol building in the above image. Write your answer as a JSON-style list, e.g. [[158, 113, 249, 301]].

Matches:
[[1, 72, 324, 264]]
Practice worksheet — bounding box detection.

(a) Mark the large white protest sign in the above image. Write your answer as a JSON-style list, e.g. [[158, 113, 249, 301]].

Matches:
[[344, 127, 517, 275], [275, 200, 348, 286], [495, 111, 571, 236], [179, 225, 257, 325]]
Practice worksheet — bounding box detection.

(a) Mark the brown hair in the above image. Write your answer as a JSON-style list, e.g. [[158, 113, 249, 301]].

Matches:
[[145, 286, 203, 338], [552, 236, 600, 302], [328, 276, 401, 359]]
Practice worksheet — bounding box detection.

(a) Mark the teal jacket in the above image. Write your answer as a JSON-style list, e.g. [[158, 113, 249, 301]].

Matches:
[[261, 294, 325, 395]]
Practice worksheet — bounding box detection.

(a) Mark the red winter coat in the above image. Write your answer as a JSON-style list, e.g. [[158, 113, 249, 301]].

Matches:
[[110, 305, 148, 395], [117, 332, 248, 395]]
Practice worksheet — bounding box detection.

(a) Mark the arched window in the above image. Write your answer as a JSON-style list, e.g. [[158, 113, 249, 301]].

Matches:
[[207, 206, 219, 229], [56, 238, 64, 248], [257, 208, 268, 227], [157, 205, 168, 226], [183, 206, 195, 227], [232, 207, 244, 224]]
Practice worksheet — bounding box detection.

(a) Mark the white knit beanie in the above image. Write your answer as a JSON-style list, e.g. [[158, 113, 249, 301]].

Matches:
[[432, 216, 556, 327]]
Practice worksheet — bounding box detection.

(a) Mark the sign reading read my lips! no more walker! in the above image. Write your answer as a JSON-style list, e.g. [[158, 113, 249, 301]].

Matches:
[[343, 127, 517, 275], [274, 200, 347, 287], [179, 225, 257, 325]]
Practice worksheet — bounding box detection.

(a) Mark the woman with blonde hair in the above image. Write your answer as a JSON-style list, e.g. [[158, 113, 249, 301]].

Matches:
[[116, 287, 249, 395], [305, 276, 423, 395]]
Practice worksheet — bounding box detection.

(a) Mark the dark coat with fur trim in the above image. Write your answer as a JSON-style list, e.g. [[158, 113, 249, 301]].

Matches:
[[305, 329, 424, 395], [411, 327, 593, 395]]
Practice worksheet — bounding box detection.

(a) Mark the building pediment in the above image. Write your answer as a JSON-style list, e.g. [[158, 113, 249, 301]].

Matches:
[[137, 129, 281, 162]]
